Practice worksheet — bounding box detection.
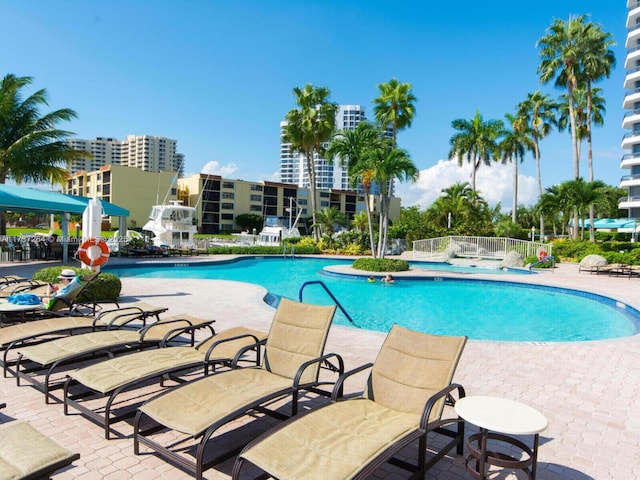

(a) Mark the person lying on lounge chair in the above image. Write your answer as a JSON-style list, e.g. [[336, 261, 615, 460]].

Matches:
[[41, 269, 85, 308]]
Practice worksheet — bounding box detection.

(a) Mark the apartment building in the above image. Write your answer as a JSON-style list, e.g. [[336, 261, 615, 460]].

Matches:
[[279, 105, 368, 190], [66, 135, 184, 176], [65, 165, 177, 229], [621, 0, 640, 217]]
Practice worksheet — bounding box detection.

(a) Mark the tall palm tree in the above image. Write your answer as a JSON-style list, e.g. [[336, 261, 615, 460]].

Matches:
[[498, 113, 534, 223], [373, 78, 417, 196], [448, 111, 503, 191], [580, 23, 615, 183], [369, 146, 418, 258], [283, 84, 338, 241], [325, 121, 384, 257], [538, 184, 572, 237], [537, 14, 594, 180], [313, 206, 347, 240], [516, 91, 557, 237], [0, 74, 89, 234]]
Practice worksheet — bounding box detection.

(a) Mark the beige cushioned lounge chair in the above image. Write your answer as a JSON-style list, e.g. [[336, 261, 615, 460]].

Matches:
[[15, 315, 212, 403], [133, 298, 341, 480], [63, 325, 267, 439], [233, 324, 467, 480], [0, 302, 168, 377], [0, 421, 80, 480]]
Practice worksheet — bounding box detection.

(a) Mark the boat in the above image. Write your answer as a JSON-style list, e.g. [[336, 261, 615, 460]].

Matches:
[[257, 198, 302, 246], [142, 201, 197, 248]]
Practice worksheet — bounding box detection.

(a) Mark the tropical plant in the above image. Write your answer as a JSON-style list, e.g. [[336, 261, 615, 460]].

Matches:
[[563, 178, 609, 240], [282, 84, 338, 241], [498, 113, 534, 223], [313, 206, 347, 237], [448, 111, 503, 191], [372, 78, 417, 197], [325, 121, 385, 257], [0, 74, 89, 234], [368, 146, 418, 258], [516, 91, 558, 237]]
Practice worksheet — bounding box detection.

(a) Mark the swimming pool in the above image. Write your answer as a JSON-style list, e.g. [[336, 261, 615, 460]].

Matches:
[[105, 257, 639, 342]]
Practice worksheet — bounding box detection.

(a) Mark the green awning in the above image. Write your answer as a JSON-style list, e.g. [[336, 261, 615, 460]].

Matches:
[[0, 184, 129, 216]]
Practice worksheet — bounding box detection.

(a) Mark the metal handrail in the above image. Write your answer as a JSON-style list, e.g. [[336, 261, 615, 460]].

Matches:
[[528, 255, 555, 272], [298, 280, 358, 328]]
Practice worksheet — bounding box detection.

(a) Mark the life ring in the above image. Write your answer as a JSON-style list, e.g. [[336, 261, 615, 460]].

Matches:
[[537, 249, 548, 261], [77, 238, 110, 267]]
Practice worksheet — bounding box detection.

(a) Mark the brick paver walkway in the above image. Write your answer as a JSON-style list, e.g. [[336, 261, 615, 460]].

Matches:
[[1, 257, 638, 479]]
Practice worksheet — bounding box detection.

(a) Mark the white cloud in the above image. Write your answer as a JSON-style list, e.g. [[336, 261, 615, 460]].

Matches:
[[201, 161, 239, 177], [395, 159, 539, 212]]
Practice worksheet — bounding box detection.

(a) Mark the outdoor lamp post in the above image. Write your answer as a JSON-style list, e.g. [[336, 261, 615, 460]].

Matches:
[[531, 226, 536, 241]]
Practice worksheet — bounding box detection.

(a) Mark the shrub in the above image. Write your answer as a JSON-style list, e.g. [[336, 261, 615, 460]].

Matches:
[[32, 266, 122, 301], [352, 258, 409, 272]]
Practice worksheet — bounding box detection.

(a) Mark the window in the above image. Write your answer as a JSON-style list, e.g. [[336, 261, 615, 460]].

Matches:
[[222, 192, 234, 199], [221, 213, 234, 220], [251, 184, 263, 191], [221, 202, 234, 210], [250, 195, 262, 201], [250, 205, 262, 212], [222, 181, 235, 189]]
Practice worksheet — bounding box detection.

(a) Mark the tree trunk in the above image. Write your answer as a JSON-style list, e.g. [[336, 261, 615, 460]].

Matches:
[[533, 137, 545, 239], [363, 188, 377, 258], [567, 81, 580, 240], [512, 156, 518, 223], [306, 151, 320, 242]]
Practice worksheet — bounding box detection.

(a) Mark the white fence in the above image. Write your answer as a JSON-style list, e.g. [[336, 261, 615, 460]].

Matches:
[[412, 236, 551, 260]]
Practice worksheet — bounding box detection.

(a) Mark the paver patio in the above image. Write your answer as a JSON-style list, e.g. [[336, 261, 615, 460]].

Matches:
[[1, 257, 638, 479]]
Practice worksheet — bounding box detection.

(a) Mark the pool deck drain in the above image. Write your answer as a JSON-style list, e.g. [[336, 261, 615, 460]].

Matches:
[[1, 256, 639, 479]]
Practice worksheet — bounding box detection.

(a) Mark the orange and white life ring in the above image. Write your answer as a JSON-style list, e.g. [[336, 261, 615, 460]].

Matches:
[[537, 249, 548, 261], [77, 238, 110, 267]]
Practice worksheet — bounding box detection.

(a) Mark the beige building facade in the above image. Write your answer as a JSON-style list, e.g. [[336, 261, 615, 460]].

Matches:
[[64, 168, 400, 235]]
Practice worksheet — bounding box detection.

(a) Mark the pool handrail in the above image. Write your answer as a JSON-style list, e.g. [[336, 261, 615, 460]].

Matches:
[[529, 255, 555, 272], [298, 280, 359, 328]]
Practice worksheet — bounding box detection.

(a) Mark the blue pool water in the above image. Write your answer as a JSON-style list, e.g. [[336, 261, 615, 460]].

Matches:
[[105, 257, 639, 342]]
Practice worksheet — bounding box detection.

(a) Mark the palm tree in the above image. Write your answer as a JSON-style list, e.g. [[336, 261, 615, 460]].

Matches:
[[448, 111, 503, 191], [313, 206, 347, 241], [0, 74, 89, 234], [282, 84, 338, 241], [538, 184, 572, 237], [325, 122, 384, 256], [373, 78, 417, 196], [537, 14, 594, 180], [369, 146, 418, 258], [563, 178, 608, 240], [580, 23, 615, 183], [498, 113, 534, 223], [516, 91, 557, 237]]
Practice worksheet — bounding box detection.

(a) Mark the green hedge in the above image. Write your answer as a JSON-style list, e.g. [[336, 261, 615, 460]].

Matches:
[[352, 258, 410, 272], [32, 266, 121, 301], [208, 245, 321, 255]]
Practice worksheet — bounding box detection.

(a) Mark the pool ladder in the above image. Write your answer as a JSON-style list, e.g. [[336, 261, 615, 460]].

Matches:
[[283, 244, 295, 258], [298, 280, 358, 328]]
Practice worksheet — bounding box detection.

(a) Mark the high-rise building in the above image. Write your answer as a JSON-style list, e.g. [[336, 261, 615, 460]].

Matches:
[[66, 135, 184, 176], [621, 1, 640, 217], [279, 105, 367, 190], [66, 137, 121, 173]]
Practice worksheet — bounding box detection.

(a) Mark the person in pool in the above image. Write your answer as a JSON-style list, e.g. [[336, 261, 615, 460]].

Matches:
[[381, 274, 394, 283], [368, 276, 375, 282]]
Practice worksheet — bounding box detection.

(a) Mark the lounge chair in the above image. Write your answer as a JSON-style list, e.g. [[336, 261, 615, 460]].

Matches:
[[0, 421, 80, 479], [1, 302, 168, 377], [14, 315, 214, 403], [63, 325, 267, 439], [0, 280, 47, 298], [0, 272, 103, 324], [133, 298, 342, 480], [233, 324, 468, 480]]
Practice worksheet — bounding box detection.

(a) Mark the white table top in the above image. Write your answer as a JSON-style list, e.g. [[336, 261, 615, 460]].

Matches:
[[455, 396, 548, 435]]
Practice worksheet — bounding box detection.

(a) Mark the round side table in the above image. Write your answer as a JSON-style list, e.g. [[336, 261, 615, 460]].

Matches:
[[455, 396, 548, 480]]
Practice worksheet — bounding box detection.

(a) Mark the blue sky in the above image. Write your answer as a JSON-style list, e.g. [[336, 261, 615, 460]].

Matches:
[[1, 1, 629, 210]]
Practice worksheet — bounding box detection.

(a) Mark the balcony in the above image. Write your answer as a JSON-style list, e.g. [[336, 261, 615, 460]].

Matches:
[[622, 109, 640, 129], [624, 87, 640, 109], [620, 173, 640, 188], [625, 45, 640, 69], [620, 152, 640, 168], [627, 4, 640, 28], [619, 195, 640, 209], [621, 131, 640, 148]]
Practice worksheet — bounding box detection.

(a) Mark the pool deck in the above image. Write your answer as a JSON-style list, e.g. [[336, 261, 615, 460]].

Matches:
[[1, 256, 639, 479]]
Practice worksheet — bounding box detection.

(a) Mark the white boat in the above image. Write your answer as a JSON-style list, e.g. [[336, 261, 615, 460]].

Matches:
[[258, 198, 302, 246], [142, 201, 197, 248]]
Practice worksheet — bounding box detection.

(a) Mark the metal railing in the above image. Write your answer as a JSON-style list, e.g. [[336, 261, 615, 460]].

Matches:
[[412, 236, 551, 260], [298, 280, 358, 328]]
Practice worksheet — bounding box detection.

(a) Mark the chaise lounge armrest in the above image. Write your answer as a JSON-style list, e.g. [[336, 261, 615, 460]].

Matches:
[[204, 331, 266, 369], [330, 362, 374, 401], [141, 317, 215, 347]]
